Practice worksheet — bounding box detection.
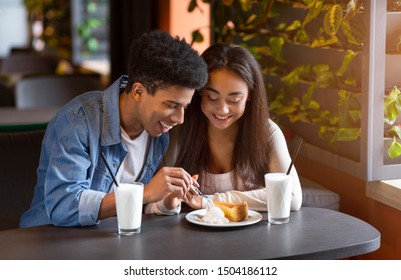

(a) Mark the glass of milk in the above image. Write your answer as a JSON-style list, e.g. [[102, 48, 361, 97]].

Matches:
[[114, 182, 144, 235], [265, 173, 293, 224]]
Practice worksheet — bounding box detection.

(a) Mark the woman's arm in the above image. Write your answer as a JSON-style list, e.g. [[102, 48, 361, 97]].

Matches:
[[205, 121, 302, 211]]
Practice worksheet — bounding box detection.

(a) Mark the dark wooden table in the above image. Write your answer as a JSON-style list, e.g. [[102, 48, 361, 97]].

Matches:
[[0, 207, 380, 260], [0, 107, 58, 132]]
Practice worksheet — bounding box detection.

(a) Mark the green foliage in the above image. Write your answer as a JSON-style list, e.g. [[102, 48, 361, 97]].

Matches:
[[76, 1, 108, 55], [188, 0, 366, 147], [384, 86, 401, 158], [388, 137, 401, 159], [77, 18, 105, 52], [384, 86, 401, 124]]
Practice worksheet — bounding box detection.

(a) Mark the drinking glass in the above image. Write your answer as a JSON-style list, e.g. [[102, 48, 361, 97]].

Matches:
[[114, 182, 144, 235], [265, 173, 293, 224]]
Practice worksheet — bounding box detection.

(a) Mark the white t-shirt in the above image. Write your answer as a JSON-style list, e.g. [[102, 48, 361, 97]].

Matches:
[[115, 127, 149, 184]]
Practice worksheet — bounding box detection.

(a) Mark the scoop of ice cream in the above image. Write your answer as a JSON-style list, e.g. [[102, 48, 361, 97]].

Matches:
[[202, 206, 229, 224]]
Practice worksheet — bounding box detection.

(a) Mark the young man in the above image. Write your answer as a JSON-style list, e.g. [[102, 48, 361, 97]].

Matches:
[[20, 30, 208, 227]]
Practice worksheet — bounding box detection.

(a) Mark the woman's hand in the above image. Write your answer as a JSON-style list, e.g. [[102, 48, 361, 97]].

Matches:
[[162, 192, 184, 210], [184, 191, 203, 209], [162, 179, 203, 210]]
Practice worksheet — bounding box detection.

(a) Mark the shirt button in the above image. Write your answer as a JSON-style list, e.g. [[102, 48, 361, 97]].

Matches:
[[113, 163, 118, 168]]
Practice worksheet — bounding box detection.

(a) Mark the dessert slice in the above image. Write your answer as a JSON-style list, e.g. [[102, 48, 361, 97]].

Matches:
[[213, 201, 248, 222]]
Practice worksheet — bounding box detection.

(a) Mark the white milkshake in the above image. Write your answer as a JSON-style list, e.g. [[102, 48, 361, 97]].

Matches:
[[265, 173, 293, 224], [114, 182, 144, 235]]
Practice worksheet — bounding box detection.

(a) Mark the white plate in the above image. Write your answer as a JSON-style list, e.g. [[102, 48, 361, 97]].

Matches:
[[185, 209, 263, 228]]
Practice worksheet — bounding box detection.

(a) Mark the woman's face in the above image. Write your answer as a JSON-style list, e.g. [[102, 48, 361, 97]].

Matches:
[[201, 70, 249, 130]]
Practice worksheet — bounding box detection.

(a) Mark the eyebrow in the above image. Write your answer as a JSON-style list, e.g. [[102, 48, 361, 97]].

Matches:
[[165, 100, 188, 107], [204, 86, 245, 96]]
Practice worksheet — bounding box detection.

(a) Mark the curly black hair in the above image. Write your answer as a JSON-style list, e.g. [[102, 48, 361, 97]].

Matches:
[[125, 30, 208, 95]]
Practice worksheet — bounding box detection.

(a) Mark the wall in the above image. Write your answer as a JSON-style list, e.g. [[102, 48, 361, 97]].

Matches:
[[297, 155, 401, 259], [159, 0, 210, 54]]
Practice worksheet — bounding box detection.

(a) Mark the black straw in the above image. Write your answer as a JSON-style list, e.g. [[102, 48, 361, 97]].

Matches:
[[101, 152, 119, 187], [286, 138, 303, 175]]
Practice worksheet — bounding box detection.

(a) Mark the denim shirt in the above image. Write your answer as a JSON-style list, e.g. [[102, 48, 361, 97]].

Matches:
[[19, 76, 169, 227]]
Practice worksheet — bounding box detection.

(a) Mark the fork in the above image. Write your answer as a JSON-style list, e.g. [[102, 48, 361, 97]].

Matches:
[[191, 178, 214, 209]]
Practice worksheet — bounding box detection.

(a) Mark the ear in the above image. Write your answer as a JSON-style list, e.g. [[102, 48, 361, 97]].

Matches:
[[131, 83, 145, 101]]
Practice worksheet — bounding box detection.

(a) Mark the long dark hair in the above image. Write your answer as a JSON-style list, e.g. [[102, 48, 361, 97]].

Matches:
[[175, 43, 272, 190]]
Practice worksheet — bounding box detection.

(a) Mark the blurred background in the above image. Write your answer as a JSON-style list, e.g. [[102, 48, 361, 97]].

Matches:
[[0, 0, 210, 88]]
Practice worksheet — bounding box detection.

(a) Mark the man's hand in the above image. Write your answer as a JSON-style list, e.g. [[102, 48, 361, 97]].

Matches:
[[143, 167, 192, 204]]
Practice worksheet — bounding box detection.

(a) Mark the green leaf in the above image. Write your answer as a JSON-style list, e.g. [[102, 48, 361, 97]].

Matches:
[[191, 30, 204, 43], [188, 0, 197, 12], [323, 4, 343, 36], [331, 128, 361, 142], [275, 23, 287, 31], [311, 35, 339, 48], [384, 86, 401, 123], [348, 110, 361, 122], [388, 138, 401, 158], [318, 126, 335, 142], [243, 34, 256, 41], [279, 105, 298, 115], [391, 125, 401, 139], [246, 14, 257, 25], [308, 100, 320, 110], [269, 36, 286, 63], [302, 83, 316, 107], [281, 65, 310, 87], [304, 0, 323, 26], [255, 46, 271, 57], [294, 27, 309, 43], [240, 0, 252, 12], [289, 114, 301, 123], [313, 64, 334, 88], [336, 49, 358, 77], [87, 38, 99, 51], [285, 20, 302, 32], [87, 2, 97, 13], [341, 20, 366, 45]]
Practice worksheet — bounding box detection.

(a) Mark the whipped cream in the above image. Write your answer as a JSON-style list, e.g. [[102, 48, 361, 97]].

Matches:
[[202, 206, 229, 224]]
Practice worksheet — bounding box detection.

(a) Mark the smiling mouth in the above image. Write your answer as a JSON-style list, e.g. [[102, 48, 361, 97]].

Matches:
[[213, 114, 231, 120], [160, 121, 175, 130]]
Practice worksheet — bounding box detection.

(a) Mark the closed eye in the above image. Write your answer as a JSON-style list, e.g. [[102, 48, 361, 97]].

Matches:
[[207, 95, 218, 102], [228, 97, 243, 104]]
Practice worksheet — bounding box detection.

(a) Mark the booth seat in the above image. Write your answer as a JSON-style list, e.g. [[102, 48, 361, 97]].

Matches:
[[0, 129, 45, 230], [300, 176, 340, 211]]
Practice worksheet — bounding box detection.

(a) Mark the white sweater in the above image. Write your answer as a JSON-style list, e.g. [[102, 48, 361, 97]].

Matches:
[[145, 120, 302, 214]]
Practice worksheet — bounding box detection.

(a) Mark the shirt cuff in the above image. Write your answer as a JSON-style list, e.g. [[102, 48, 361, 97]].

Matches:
[[78, 189, 106, 226], [156, 200, 181, 215]]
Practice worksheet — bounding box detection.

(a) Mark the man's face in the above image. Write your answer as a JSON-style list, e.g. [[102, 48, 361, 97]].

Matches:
[[137, 85, 195, 137]]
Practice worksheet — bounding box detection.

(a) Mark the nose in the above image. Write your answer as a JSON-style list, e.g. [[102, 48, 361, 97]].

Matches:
[[217, 100, 229, 114], [171, 107, 185, 124]]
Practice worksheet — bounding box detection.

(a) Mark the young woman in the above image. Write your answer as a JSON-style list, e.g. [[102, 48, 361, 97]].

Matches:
[[145, 43, 302, 214]]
